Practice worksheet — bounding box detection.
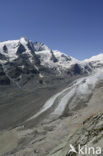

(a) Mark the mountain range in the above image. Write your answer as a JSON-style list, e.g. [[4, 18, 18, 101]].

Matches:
[[0, 37, 103, 87], [0, 37, 103, 156]]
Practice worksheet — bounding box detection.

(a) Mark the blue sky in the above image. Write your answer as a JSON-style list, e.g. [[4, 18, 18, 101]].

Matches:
[[0, 0, 103, 60]]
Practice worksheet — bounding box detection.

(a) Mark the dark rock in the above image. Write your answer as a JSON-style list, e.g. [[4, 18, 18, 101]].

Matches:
[[73, 64, 82, 75], [0, 53, 7, 60], [3, 45, 8, 53], [61, 54, 71, 61], [50, 50, 58, 63], [16, 44, 26, 55]]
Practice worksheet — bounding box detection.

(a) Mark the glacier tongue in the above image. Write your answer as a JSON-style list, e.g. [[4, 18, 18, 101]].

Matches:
[[52, 69, 103, 117], [27, 69, 103, 121]]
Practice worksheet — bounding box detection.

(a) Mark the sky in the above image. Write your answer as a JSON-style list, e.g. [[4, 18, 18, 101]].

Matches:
[[0, 0, 103, 60]]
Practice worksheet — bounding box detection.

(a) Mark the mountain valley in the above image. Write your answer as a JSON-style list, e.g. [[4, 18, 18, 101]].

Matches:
[[0, 38, 103, 156]]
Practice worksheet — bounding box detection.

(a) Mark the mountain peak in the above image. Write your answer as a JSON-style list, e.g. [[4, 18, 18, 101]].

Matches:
[[33, 42, 50, 51], [19, 37, 28, 44], [84, 53, 103, 62]]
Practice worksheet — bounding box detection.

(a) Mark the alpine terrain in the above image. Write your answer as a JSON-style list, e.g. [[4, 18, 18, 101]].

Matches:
[[0, 37, 103, 156]]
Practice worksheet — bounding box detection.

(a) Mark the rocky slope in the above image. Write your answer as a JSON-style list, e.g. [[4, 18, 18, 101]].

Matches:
[[48, 112, 103, 156]]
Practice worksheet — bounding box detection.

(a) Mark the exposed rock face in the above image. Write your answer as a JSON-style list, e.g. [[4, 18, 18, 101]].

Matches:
[[0, 64, 10, 85], [48, 112, 103, 156]]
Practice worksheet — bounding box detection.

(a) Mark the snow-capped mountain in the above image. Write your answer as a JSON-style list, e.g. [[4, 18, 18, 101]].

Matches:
[[0, 37, 103, 86], [0, 37, 39, 64], [1, 38, 103, 156], [0, 37, 77, 67], [0, 37, 78, 86], [83, 53, 103, 69], [33, 41, 78, 69]]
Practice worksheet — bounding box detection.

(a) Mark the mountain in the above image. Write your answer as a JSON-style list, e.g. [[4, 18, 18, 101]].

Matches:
[[0, 38, 103, 156], [0, 37, 76, 86], [0, 37, 103, 87], [0, 37, 40, 85]]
